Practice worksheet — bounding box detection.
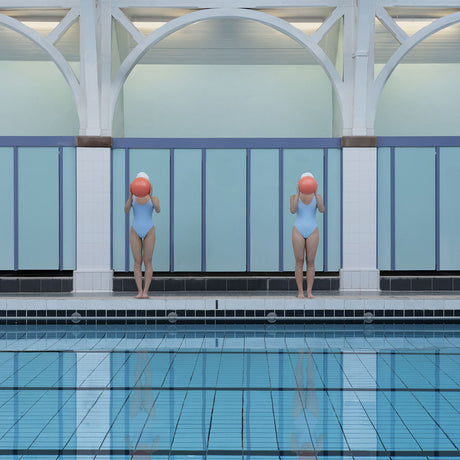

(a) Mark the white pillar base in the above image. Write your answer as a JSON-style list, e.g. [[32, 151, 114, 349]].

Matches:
[[73, 270, 113, 293], [340, 269, 380, 291]]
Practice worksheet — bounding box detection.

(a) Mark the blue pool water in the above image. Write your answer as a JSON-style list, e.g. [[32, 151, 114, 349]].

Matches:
[[0, 323, 460, 459]]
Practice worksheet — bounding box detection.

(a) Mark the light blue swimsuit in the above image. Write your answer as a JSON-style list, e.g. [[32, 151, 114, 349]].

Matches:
[[132, 196, 154, 239], [294, 196, 317, 239]]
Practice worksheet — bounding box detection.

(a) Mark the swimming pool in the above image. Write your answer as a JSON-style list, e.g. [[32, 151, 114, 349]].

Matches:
[[0, 323, 459, 459]]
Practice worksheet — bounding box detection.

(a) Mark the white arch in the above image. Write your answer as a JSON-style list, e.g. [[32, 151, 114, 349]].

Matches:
[[0, 13, 82, 124], [110, 7, 345, 126], [370, 11, 460, 128]]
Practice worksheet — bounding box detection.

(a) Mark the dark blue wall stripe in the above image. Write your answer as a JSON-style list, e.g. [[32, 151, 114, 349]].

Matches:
[[0, 136, 75, 147], [113, 138, 342, 150], [378, 136, 460, 147], [323, 148, 328, 272], [435, 147, 440, 270], [13, 147, 18, 271], [170, 149, 175, 272], [390, 147, 395, 271], [124, 149, 130, 272], [246, 149, 251, 271], [59, 147, 63, 270], [278, 149, 284, 272], [201, 148, 206, 272]]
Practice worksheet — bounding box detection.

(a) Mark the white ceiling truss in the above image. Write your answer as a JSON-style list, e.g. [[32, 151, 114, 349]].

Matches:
[[0, 0, 458, 135]]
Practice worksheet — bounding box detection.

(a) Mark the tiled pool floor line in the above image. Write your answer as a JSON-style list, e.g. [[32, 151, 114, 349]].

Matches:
[[1, 291, 460, 324], [0, 322, 460, 459]]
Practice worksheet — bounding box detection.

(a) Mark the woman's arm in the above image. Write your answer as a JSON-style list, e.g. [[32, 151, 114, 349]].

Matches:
[[315, 193, 325, 213], [150, 188, 160, 213], [124, 192, 133, 214], [290, 184, 300, 214]]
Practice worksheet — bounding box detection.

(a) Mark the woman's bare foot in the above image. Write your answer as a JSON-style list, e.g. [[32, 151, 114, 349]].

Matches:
[[135, 292, 143, 299], [141, 292, 149, 299], [306, 292, 315, 299], [297, 293, 305, 299]]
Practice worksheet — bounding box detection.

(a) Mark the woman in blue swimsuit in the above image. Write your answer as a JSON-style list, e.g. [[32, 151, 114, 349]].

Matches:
[[124, 172, 161, 299], [290, 173, 325, 299]]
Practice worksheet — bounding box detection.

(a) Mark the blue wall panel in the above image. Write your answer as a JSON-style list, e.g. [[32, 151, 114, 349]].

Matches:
[[18, 147, 59, 269], [394, 147, 435, 270], [250, 149, 279, 271], [129, 149, 170, 271], [377, 147, 391, 270], [173, 149, 202, 271], [112, 149, 126, 271], [439, 147, 460, 269], [283, 149, 324, 271], [206, 149, 246, 271], [326, 148, 341, 271], [62, 147, 76, 270], [0, 148, 14, 269]]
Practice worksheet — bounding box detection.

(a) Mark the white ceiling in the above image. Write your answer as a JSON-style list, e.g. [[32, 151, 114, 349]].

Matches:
[[0, 7, 459, 65]]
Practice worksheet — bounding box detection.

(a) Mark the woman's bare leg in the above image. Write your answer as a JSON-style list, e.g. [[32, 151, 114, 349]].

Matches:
[[130, 227, 143, 298], [142, 226, 156, 298], [292, 227, 307, 298], [306, 228, 319, 299]]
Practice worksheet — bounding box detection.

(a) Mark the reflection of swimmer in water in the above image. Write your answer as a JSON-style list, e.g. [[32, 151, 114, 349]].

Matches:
[[125, 352, 160, 460], [291, 350, 324, 460]]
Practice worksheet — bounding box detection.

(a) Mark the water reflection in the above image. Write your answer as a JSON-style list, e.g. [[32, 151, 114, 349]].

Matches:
[[291, 351, 323, 459], [0, 324, 456, 459], [125, 352, 160, 459]]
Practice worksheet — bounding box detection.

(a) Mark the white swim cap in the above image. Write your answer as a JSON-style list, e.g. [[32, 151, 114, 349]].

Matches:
[[301, 172, 314, 179], [136, 171, 150, 181]]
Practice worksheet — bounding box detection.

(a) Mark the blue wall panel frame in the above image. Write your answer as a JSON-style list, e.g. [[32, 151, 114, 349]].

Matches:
[[62, 147, 76, 270], [377, 147, 391, 270], [394, 147, 435, 270], [250, 149, 279, 271], [18, 147, 60, 269], [206, 149, 246, 271], [282, 149, 324, 272], [439, 147, 460, 269], [173, 149, 202, 272], [326, 148, 341, 271], [0, 147, 14, 270], [129, 148, 170, 272], [112, 148, 126, 272]]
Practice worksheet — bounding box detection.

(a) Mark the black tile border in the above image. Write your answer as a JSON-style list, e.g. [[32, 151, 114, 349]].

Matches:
[[1, 308, 460, 324], [381, 276, 460, 292], [0, 278, 73, 293]]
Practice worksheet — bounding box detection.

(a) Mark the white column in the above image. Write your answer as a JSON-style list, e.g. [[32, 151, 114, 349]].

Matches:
[[340, 0, 379, 291], [79, 0, 101, 136], [340, 146, 379, 291], [74, 147, 113, 292]]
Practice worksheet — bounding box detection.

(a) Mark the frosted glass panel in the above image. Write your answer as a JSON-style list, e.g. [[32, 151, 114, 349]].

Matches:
[[18, 147, 59, 269], [377, 148, 391, 270], [0, 148, 14, 269], [62, 147, 76, 270], [129, 149, 170, 271], [439, 147, 460, 269], [206, 149, 246, 271], [394, 147, 435, 270], [250, 149, 279, 271], [112, 149, 126, 271], [326, 148, 341, 271], [283, 149, 324, 271], [174, 149, 202, 272]]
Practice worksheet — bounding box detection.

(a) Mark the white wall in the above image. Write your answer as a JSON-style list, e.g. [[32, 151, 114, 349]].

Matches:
[[0, 61, 79, 136], [123, 64, 334, 138], [375, 63, 460, 136]]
